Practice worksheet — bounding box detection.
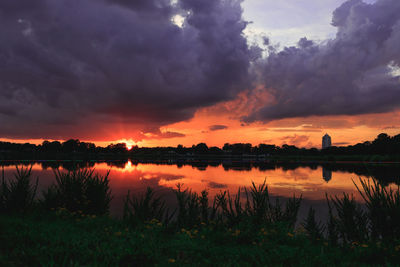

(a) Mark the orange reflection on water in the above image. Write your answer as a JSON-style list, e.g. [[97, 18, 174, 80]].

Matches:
[[0, 161, 379, 202], [101, 161, 371, 201], [2, 161, 395, 216]]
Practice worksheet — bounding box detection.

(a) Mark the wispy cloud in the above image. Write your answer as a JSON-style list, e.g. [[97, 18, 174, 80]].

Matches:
[[209, 125, 228, 131]]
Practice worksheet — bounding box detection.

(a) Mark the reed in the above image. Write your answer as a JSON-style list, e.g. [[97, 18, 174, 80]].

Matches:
[[123, 187, 174, 226], [3, 165, 399, 248], [354, 178, 400, 241], [302, 207, 324, 240], [302, 178, 400, 245], [42, 169, 111, 215], [174, 184, 206, 227], [328, 193, 369, 244], [0, 166, 38, 214]]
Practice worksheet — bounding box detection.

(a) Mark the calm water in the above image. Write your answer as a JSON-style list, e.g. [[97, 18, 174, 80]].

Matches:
[[2, 161, 399, 219]]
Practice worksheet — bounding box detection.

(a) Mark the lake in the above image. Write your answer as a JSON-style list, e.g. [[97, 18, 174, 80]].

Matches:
[[2, 160, 399, 220]]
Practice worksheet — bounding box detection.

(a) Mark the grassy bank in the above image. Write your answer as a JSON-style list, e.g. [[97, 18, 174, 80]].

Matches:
[[2, 212, 399, 266], [1, 167, 400, 265]]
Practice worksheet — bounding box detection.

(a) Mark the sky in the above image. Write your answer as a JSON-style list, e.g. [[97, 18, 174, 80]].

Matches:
[[0, 0, 399, 148]]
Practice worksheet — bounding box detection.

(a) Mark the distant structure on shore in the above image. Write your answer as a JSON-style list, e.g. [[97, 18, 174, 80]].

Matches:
[[322, 167, 332, 182], [322, 134, 332, 149]]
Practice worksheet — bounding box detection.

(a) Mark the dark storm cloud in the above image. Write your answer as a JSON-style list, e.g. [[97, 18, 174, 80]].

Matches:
[[209, 124, 228, 131], [244, 0, 400, 122], [0, 0, 253, 139]]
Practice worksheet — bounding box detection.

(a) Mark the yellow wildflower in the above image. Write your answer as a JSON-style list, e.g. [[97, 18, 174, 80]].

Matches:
[[232, 230, 240, 236], [115, 232, 122, 236], [287, 233, 294, 237], [168, 259, 176, 263]]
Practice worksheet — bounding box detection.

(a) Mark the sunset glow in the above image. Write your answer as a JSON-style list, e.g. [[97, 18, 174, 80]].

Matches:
[[3, 1, 400, 265], [0, 0, 398, 147]]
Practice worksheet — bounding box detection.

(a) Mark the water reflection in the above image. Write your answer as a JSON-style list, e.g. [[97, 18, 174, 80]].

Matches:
[[1, 160, 399, 217], [322, 167, 332, 183]]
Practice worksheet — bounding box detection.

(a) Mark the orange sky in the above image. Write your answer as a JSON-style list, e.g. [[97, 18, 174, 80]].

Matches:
[[1, 0, 400, 151], [3, 100, 398, 149], [128, 92, 400, 148], [136, 110, 399, 148]]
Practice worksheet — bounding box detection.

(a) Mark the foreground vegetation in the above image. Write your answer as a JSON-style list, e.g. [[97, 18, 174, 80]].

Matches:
[[1, 167, 400, 265]]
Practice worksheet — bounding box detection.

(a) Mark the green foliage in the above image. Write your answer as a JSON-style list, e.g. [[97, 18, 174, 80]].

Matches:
[[327, 193, 369, 244], [0, 167, 5, 211], [0, 166, 38, 214], [354, 178, 400, 241], [325, 193, 338, 245], [42, 169, 112, 215], [216, 188, 245, 226], [121, 180, 302, 231], [3, 166, 400, 265], [215, 181, 302, 229], [175, 184, 204, 228], [302, 207, 324, 240], [123, 187, 174, 226], [321, 178, 400, 245], [1, 213, 399, 266]]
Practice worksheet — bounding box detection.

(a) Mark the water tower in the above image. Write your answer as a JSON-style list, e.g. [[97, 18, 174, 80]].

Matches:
[[322, 134, 331, 149]]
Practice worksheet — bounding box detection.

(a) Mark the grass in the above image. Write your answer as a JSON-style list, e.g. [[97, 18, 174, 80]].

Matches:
[[1, 167, 400, 265], [3, 212, 398, 266]]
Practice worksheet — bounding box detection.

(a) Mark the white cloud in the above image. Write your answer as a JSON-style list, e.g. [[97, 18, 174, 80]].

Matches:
[[242, 0, 349, 47]]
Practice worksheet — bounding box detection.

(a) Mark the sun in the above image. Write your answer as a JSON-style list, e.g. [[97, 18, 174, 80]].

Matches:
[[117, 139, 136, 150]]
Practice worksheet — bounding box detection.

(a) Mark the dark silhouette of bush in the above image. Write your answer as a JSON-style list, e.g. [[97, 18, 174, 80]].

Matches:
[[355, 178, 400, 241], [302, 207, 325, 240], [0, 166, 38, 214], [123, 187, 174, 226], [42, 169, 111, 215], [122, 180, 302, 231]]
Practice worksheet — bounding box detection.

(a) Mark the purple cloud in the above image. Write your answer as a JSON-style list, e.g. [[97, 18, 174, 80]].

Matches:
[[0, 0, 255, 140], [244, 0, 400, 122]]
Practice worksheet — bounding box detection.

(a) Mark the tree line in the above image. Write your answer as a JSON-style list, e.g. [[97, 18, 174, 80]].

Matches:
[[0, 133, 399, 159]]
